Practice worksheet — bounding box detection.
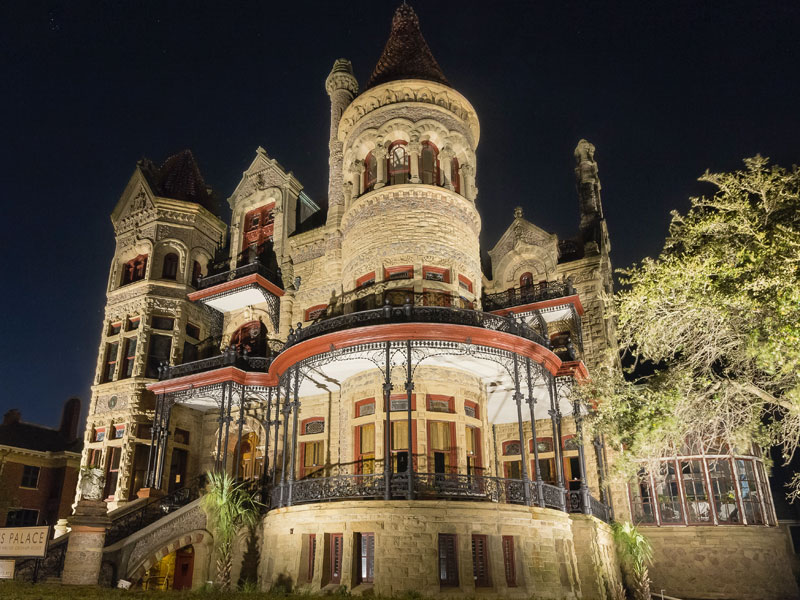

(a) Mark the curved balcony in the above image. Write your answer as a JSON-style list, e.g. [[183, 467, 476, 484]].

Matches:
[[482, 279, 575, 312], [157, 346, 273, 381], [286, 300, 549, 350]]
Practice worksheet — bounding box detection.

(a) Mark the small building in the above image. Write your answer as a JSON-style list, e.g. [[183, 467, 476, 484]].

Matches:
[[0, 398, 82, 530]]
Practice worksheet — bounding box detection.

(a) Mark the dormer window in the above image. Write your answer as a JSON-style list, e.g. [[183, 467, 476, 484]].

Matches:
[[388, 141, 410, 185], [121, 254, 148, 286], [420, 141, 440, 186]]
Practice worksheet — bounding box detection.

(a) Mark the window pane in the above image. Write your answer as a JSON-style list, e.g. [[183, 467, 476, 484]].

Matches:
[[629, 470, 657, 524], [360, 424, 375, 454], [654, 461, 684, 523], [392, 421, 409, 450], [708, 459, 740, 524], [680, 460, 712, 523], [736, 459, 766, 525]]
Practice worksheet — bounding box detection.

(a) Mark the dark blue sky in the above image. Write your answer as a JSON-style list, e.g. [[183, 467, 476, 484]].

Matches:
[[1, 0, 798, 427]]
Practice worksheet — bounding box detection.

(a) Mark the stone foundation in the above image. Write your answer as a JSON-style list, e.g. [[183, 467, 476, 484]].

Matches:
[[259, 500, 620, 598]]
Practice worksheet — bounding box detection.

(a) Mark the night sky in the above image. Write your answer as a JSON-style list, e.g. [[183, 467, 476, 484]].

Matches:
[[2, 1, 798, 427]]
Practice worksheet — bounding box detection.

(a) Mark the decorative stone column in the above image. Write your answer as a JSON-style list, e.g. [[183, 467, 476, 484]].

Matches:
[[62, 472, 111, 586], [440, 147, 455, 190], [461, 163, 475, 201], [408, 140, 421, 183], [374, 144, 387, 189], [352, 160, 364, 198]]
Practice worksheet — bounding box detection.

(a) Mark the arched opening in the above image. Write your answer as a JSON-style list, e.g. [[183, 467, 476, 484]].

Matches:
[[190, 260, 203, 288], [236, 431, 263, 480], [364, 151, 377, 192], [230, 321, 268, 357], [387, 141, 410, 185], [161, 252, 179, 280], [121, 254, 148, 286], [420, 141, 440, 186], [142, 545, 195, 590], [520, 272, 533, 288], [451, 157, 460, 193]]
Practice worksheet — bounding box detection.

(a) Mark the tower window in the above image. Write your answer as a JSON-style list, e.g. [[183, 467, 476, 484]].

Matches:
[[357, 532, 375, 584], [145, 334, 172, 378], [161, 252, 179, 280], [364, 152, 377, 192], [388, 141, 410, 185], [420, 141, 440, 186], [102, 342, 119, 383], [451, 157, 461, 194], [120, 337, 137, 379], [121, 254, 148, 286], [191, 261, 203, 288]]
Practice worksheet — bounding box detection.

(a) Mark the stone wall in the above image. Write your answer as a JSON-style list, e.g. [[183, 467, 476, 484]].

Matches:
[[642, 526, 798, 600], [260, 500, 618, 598]]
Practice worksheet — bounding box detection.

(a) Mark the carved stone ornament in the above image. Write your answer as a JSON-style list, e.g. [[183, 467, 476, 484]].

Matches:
[[128, 505, 207, 569], [79, 467, 106, 501]]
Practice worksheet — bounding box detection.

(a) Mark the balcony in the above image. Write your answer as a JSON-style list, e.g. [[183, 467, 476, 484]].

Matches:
[[188, 258, 284, 320], [482, 279, 576, 312], [157, 346, 273, 381]]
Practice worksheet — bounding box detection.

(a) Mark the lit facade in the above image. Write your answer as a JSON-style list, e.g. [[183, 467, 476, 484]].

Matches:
[[74, 6, 797, 598]]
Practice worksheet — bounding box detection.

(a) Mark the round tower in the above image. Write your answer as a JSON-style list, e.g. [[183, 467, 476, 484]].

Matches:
[[337, 4, 482, 306], [325, 59, 359, 229]]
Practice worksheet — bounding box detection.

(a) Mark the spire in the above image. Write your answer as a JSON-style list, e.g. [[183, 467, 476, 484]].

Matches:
[[143, 149, 217, 214], [574, 139, 603, 231], [365, 3, 449, 90]]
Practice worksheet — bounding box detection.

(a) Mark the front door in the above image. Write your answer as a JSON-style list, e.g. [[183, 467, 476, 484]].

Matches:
[[172, 546, 194, 590]]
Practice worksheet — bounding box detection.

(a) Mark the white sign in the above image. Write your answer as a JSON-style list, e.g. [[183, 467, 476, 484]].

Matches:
[[0, 526, 50, 558], [0, 559, 15, 579], [117, 579, 132, 589]]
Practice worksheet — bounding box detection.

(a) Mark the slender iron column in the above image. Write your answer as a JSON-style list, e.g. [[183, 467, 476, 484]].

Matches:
[[271, 384, 282, 483], [233, 383, 246, 480], [572, 395, 591, 514], [513, 354, 532, 506], [145, 393, 163, 488], [214, 385, 226, 473], [279, 373, 291, 506], [261, 386, 273, 488], [155, 398, 173, 490], [221, 382, 233, 474], [382, 342, 392, 500], [405, 339, 414, 499], [287, 365, 301, 506], [526, 358, 545, 507], [548, 374, 566, 509]]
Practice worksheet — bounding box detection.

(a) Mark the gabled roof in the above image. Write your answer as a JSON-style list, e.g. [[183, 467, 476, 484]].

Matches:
[[141, 149, 217, 214], [365, 3, 449, 91], [0, 421, 82, 454]]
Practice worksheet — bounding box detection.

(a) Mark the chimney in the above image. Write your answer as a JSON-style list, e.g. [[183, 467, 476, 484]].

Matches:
[[59, 398, 81, 442], [3, 409, 21, 425]]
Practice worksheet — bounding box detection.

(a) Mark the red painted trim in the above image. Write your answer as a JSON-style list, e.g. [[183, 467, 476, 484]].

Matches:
[[355, 398, 376, 418], [187, 272, 285, 302], [457, 274, 473, 293], [388, 393, 417, 411], [422, 265, 450, 283], [489, 294, 584, 317], [304, 304, 328, 322], [268, 323, 562, 379], [146, 366, 277, 394], [426, 394, 454, 413], [556, 360, 590, 382], [502, 440, 522, 455], [383, 265, 414, 280], [356, 272, 376, 288], [531, 437, 555, 453], [300, 417, 324, 435]]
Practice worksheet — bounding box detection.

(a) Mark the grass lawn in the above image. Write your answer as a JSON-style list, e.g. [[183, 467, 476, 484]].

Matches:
[[0, 582, 315, 600]]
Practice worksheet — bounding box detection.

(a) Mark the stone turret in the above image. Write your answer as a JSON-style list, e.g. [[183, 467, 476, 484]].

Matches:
[[325, 59, 358, 230], [574, 139, 604, 237]]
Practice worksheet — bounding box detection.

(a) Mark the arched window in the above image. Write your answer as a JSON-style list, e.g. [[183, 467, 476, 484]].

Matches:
[[230, 321, 268, 357], [520, 272, 533, 288], [121, 254, 148, 286], [191, 261, 202, 288], [387, 141, 409, 185], [161, 252, 179, 280], [420, 141, 440, 186], [364, 151, 377, 192], [451, 157, 460, 194]]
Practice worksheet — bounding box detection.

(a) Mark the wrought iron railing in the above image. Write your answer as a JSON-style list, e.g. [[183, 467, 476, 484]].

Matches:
[[197, 259, 283, 291], [541, 482, 568, 511], [286, 303, 548, 349], [13, 535, 68, 582], [158, 347, 272, 381], [104, 476, 204, 546], [482, 279, 575, 312]]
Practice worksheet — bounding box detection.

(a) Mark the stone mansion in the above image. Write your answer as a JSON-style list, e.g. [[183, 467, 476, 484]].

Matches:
[[50, 5, 796, 599]]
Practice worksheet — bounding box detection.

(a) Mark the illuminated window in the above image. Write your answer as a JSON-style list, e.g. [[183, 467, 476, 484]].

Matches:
[[356, 532, 375, 584], [301, 441, 324, 478], [356, 424, 375, 474], [121, 254, 148, 286], [420, 141, 440, 186], [388, 141, 410, 185], [466, 426, 481, 476]]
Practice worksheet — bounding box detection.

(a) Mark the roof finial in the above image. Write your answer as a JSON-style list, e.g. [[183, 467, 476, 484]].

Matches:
[[514, 206, 524, 219]]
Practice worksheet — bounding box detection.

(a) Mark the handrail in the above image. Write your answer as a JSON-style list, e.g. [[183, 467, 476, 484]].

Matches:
[[286, 302, 549, 350], [197, 259, 283, 291], [158, 347, 273, 381], [482, 279, 575, 312]]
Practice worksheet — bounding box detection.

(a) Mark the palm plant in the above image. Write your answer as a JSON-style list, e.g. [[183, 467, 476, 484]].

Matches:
[[612, 521, 654, 600], [200, 470, 262, 590]]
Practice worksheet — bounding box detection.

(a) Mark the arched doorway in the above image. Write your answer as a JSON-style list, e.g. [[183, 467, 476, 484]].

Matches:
[[142, 545, 194, 590], [230, 321, 268, 357], [236, 431, 263, 480]]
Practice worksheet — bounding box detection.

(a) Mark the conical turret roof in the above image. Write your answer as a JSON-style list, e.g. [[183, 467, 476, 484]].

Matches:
[[365, 3, 449, 90], [141, 149, 217, 214]]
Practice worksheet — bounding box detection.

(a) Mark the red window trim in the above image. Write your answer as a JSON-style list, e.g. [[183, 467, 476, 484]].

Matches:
[[355, 398, 376, 418], [466, 425, 482, 471], [422, 266, 450, 283], [531, 437, 555, 453], [354, 423, 375, 474], [356, 272, 376, 288], [383, 265, 414, 280], [390, 417, 418, 471], [329, 533, 343, 584], [472, 534, 491, 587], [364, 152, 377, 191], [457, 274, 473, 293], [426, 394, 455, 413], [307, 534, 316, 583], [420, 141, 441, 186], [300, 417, 324, 435], [386, 393, 417, 411], [299, 440, 323, 479], [304, 304, 328, 322], [520, 272, 534, 287], [561, 434, 577, 450], [501, 535, 516, 587], [502, 440, 522, 455], [464, 400, 480, 420]]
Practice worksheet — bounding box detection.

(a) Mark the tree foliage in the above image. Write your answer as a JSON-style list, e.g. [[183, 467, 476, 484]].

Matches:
[[200, 471, 262, 590], [590, 156, 800, 494]]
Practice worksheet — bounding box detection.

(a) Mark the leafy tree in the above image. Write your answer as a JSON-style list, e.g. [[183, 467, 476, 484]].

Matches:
[[590, 156, 800, 495], [612, 521, 653, 600], [200, 471, 261, 590]]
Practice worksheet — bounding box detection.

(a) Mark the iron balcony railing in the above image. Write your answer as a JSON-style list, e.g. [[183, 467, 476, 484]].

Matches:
[[269, 472, 611, 523], [482, 279, 575, 312], [197, 258, 283, 292], [286, 301, 549, 350], [157, 347, 273, 381]]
